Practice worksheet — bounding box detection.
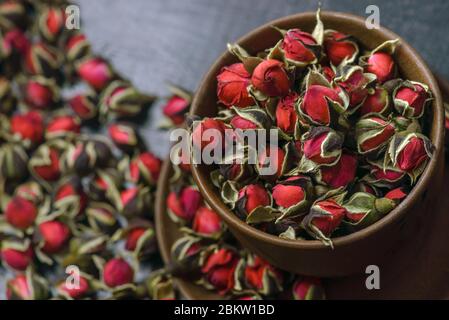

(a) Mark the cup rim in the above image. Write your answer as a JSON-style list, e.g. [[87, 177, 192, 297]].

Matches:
[[190, 10, 444, 250]]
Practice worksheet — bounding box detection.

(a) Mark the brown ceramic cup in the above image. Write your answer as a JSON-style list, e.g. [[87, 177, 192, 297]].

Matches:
[[190, 11, 444, 277]]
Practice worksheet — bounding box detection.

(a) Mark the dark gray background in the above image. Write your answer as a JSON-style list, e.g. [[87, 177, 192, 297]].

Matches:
[[75, 0, 449, 157]]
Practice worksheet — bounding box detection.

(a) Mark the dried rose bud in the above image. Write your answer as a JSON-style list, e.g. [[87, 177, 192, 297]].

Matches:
[[38, 6, 66, 43], [0, 1, 28, 31], [192, 118, 227, 151], [103, 258, 134, 288], [58, 275, 90, 299], [120, 186, 152, 218], [10, 110, 44, 145], [25, 42, 62, 78], [302, 199, 347, 244], [316, 151, 357, 188], [272, 176, 312, 216], [363, 160, 405, 188], [54, 177, 88, 218], [276, 92, 299, 134], [355, 116, 395, 154], [29, 146, 61, 182], [298, 85, 343, 126], [6, 272, 49, 300], [1, 28, 30, 75], [167, 186, 202, 222], [360, 86, 390, 116], [292, 277, 325, 300], [322, 65, 335, 82], [170, 236, 203, 269], [64, 139, 113, 175], [125, 225, 154, 252], [99, 80, 155, 120], [244, 255, 283, 295], [15, 181, 44, 204], [388, 133, 433, 181], [385, 187, 408, 203], [344, 192, 395, 231], [38, 220, 71, 254], [230, 115, 258, 129], [362, 40, 398, 83], [323, 30, 358, 66], [76, 56, 115, 91], [217, 63, 254, 108], [218, 160, 253, 183], [46, 115, 81, 139], [65, 33, 91, 62], [23, 76, 59, 110], [128, 152, 161, 185], [201, 247, 239, 295], [301, 126, 343, 169], [5, 196, 37, 230], [68, 92, 98, 121], [257, 145, 286, 182], [0, 77, 17, 114], [393, 81, 431, 119], [335, 67, 373, 110], [0, 143, 28, 181], [108, 122, 142, 152], [192, 206, 223, 238], [251, 59, 290, 97], [281, 28, 317, 65], [145, 271, 176, 300], [86, 202, 119, 234], [88, 168, 122, 202], [236, 184, 270, 217], [1, 240, 34, 271], [163, 95, 190, 125]]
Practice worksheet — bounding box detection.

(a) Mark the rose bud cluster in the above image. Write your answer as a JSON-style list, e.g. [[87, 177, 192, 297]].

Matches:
[[203, 9, 433, 245]]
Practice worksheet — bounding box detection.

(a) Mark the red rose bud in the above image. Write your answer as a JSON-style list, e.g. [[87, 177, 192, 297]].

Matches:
[[237, 184, 270, 217], [324, 30, 358, 66], [292, 277, 325, 300], [125, 226, 152, 251], [38, 6, 66, 42], [217, 63, 254, 108], [364, 160, 405, 188], [360, 86, 390, 116], [108, 123, 142, 152], [322, 65, 335, 82], [10, 111, 44, 144], [15, 181, 44, 204], [192, 206, 222, 237], [385, 187, 408, 202], [6, 275, 32, 300], [76, 57, 114, 91], [30, 147, 61, 182], [335, 67, 372, 109], [389, 133, 432, 176], [2, 28, 30, 56], [5, 196, 37, 230], [68, 93, 98, 121], [317, 151, 357, 188], [303, 199, 347, 242], [230, 115, 258, 130], [58, 275, 90, 299], [54, 178, 88, 217], [251, 59, 290, 97], [355, 117, 395, 154], [38, 220, 71, 254], [120, 186, 152, 218], [46, 115, 81, 139], [302, 126, 343, 165], [299, 85, 342, 126], [1, 241, 33, 271], [257, 145, 286, 182], [167, 186, 202, 222], [244, 255, 283, 295], [0, 143, 28, 181], [393, 81, 431, 119], [129, 152, 161, 185], [272, 176, 311, 211], [365, 52, 395, 83], [201, 248, 239, 295], [103, 258, 134, 288], [192, 118, 227, 151], [23, 76, 58, 110], [163, 95, 190, 125], [65, 33, 91, 62], [281, 28, 317, 65], [86, 202, 119, 234], [25, 42, 61, 78], [276, 92, 299, 134]]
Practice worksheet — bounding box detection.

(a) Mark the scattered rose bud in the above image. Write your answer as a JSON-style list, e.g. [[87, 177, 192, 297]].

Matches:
[[251, 59, 290, 97], [25, 42, 61, 78], [0, 143, 28, 181], [38, 6, 66, 42], [292, 277, 325, 300], [1, 241, 34, 271], [54, 177, 88, 217], [201, 247, 239, 295], [129, 152, 161, 185], [46, 115, 81, 139], [29, 146, 61, 182], [5, 196, 37, 230], [244, 255, 283, 295], [323, 30, 358, 66], [86, 202, 119, 234], [167, 186, 202, 222], [76, 56, 114, 91], [58, 275, 90, 299], [281, 28, 317, 65], [0, 1, 28, 31], [38, 220, 71, 254], [217, 63, 254, 108], [120, 186, 152, 218], [68, 92, 98, 121], [23, 76, 59, 109], [10, 110, 44, 145], [65, 33, 91, 62], [192, 206, 223, 237], [108, 122, 142, 152], [163, 95, 190, 125], [103, 258, 134, 288]]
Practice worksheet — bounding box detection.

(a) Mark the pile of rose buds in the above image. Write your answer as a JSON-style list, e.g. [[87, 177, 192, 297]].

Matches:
[[191, 9, 434, 246], [0, 0, 175, 300], [166, 161, 325, 300]]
